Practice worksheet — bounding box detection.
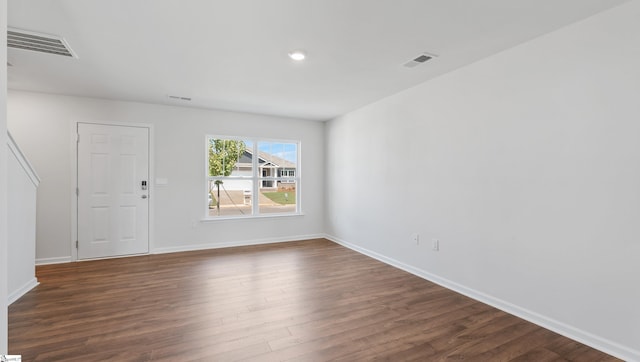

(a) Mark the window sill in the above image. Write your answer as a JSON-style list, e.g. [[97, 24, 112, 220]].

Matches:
[[200, 212, 305, 223]]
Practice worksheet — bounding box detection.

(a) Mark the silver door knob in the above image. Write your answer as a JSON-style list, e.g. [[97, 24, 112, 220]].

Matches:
[[141, 195, 148, 199]]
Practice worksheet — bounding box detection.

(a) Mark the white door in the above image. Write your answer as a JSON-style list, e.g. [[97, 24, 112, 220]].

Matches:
[[77, 123, 149, 259]]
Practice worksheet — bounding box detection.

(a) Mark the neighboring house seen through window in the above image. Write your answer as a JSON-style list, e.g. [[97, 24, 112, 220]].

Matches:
[[207, 136, 299, 218]]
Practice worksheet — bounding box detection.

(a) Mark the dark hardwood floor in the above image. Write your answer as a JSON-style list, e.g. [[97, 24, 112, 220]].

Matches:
[[9, 239, 619, 361]]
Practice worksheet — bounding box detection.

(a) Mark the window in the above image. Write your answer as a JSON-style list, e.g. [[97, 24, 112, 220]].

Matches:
[[206, 136, 300, 218]]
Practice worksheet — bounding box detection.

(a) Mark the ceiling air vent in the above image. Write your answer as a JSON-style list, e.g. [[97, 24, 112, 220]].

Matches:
[[403, 52, 437, 68], [168, 95, 192, 101], [7, 28, 77, 58]]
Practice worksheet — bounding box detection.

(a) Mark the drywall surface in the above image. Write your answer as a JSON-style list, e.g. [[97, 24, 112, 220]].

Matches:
[[1, 0, 9, 353], [325, 2, 639, 359], [7, 92, 325, 261], [7, 135, 38, 304]]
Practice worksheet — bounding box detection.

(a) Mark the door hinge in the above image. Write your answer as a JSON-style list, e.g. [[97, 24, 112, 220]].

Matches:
[[75, 240, 79, 249], [76, 187, 79, 196], [76, 133, 80, 143]]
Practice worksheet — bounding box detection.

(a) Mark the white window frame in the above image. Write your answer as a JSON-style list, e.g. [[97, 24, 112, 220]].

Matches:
[[204, 135, 301, 219]]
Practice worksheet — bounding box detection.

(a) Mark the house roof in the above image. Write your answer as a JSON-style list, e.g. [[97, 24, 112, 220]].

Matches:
[[237, 149, 296, 169]]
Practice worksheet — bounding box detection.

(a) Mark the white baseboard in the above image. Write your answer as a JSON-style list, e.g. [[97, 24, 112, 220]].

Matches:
[[8, 278, 39, 305], [152, 234, 326, 254], [33, 235, 326, 263], [36, 256, 72, 265], [324, 234, 639, 362]]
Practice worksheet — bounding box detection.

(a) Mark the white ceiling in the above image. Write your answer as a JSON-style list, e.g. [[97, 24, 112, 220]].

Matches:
[[7, 0, 629, 121]]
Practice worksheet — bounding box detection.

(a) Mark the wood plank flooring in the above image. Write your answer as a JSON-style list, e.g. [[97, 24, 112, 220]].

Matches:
[[9, 239, 619, 361]]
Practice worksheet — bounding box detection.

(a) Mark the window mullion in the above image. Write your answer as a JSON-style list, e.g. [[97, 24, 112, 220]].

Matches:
[[252, 140, 259, 215]]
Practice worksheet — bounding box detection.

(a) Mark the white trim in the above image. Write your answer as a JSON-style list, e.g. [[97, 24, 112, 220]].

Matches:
[[72, 121, 155, 261], [36, 256, 72, 265], [152, 233, 323, 254], [70, 120, 78, 261], [324, 234, 639, 362], [8, 278, 39, 305], [7, 131, 40, 186], [201, 212, 304, 222], [148, 125, 156, 254]]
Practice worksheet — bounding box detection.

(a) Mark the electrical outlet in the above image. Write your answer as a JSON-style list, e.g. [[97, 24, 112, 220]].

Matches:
[[411, 233, 420, 245], [432, 239, 439, 251]]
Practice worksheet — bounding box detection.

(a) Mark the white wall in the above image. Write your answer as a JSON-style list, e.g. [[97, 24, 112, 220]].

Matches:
[[7, 134, 39, 304], [325, 2, 640, 360], [7, 92, 325, 262], [0, 0, 9, 354]]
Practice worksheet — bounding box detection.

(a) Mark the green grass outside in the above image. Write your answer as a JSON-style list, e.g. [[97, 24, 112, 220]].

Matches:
[[262, 191, 296, 205]]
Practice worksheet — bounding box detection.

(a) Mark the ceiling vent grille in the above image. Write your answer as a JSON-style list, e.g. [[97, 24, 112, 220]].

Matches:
[[7, 28, 77, 58], [403, 52, 437, 68], [168, 95, 192, 101]]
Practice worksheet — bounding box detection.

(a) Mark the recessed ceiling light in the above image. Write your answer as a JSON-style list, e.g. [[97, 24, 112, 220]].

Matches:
[[288, 50, 306, 61]]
